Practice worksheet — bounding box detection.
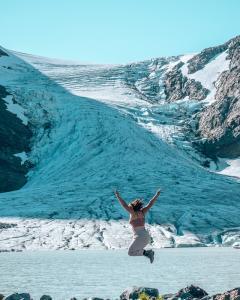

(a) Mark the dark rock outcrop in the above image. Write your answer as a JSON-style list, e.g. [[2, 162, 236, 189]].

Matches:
[[85, 298, 104, 300], [197, 36, 240, 158], [0, 222, 17, 229], [0, 85, 32, 192], [187, 45, 227, 74], [164, 63, 186, 101], [119, 286, 240, 300], [187, 35, 239, 74], [0, 48, 8, 57], [164, 63, 209, 102], [120, 287, 159, 300], [2, 286, 240, 300], [212, 287, 240, 300], [39, 295, 52, 300], [184, 79, 209, 100], [173, 285, 208, 300], [3, 293, 32, 300]]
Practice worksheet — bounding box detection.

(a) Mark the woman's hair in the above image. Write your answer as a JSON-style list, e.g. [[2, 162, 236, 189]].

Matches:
[[129, 199, 144, 211]]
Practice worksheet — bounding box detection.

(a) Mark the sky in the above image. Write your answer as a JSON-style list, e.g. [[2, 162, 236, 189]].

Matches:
[[0, 0, 240, 64]]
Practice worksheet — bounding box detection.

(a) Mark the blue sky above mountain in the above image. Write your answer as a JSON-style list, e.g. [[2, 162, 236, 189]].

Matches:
[[1, 0, 240, 63]]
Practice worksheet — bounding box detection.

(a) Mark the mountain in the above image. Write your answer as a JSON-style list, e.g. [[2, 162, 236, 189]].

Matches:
[[0, 36, 239, 250]]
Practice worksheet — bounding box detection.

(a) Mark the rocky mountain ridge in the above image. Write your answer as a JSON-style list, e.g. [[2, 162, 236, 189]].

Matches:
[[124, 35, 240, 160]]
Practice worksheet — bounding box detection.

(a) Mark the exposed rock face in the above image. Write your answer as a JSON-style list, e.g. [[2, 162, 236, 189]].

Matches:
[[164, 63, 186, 101], [184, 79, 209, 100], [197, 36, 240, 158], [187, 36, 239, 74], [164, 63, 209, 101], [123, 35, 240, 160], [0, 85, 32, 192], [0, 48, 8, 57], [187, 44, 227, 74]]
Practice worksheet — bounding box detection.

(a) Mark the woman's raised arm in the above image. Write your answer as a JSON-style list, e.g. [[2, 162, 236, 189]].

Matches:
[[142, 189, 161, 214], [114, 190, 133, 213]]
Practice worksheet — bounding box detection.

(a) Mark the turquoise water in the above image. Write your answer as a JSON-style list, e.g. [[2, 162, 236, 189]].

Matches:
[[0, 248, 239, 300]]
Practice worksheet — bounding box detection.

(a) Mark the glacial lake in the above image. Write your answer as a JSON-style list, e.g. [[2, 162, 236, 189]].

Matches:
[[0, 248, 239, 300]]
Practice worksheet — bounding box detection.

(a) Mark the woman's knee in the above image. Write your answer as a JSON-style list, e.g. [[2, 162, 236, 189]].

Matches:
[[128, 248, 135, 256], [128, 247, 143, 256]]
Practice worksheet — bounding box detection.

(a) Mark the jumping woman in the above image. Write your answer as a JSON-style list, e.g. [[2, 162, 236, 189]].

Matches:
[[114, 189, 161, 263]]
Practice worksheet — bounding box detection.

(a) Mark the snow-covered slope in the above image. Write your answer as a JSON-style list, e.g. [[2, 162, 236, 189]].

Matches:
[[0, 42, 239, 250]]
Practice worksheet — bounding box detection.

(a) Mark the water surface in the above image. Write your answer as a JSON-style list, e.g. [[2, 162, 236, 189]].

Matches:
[[0, 248, 239, 300]]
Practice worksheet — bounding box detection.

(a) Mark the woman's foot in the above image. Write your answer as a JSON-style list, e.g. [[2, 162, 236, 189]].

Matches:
[[143, 249, 154, 263]]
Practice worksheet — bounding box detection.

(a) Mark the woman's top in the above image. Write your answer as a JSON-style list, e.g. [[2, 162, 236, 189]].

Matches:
[[129, 210, 145, 228]]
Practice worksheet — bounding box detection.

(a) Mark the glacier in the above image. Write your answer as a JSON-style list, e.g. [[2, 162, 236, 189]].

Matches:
[[0, 46, 239, 250]]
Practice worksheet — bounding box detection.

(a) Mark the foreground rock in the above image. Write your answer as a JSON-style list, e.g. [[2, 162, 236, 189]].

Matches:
[[175, 285, 208, 300], [120, 285, 208, 300], [3, 293, 31, 300], [120, 287, 159, 300], [212, 287, 240, 300], [39, 296, 52, 300], [1, 286, 240, 300], [120, 286, 240, 300], [0, 285, 240, 300]]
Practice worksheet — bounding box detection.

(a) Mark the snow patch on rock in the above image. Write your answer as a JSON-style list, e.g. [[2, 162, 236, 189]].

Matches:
[[217, 158, 240, 179], [181, 51, 230, 104], [3, 95, 28, 125]]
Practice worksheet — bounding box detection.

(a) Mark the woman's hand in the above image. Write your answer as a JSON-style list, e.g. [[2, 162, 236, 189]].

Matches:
[[114, 190, 120, 197]]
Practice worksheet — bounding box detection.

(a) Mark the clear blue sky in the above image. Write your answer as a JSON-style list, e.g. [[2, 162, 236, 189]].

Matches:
[[1, 0, 239, 64]]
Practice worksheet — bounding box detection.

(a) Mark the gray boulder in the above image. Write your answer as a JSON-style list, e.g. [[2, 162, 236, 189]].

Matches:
[[88, 298, 104, 300], [120, 287, 159, 300], [40, 295, 52, 300], [83, 298, 104, 300], [172, 285, 208, 300], [212, 287, 240, 300], [3, 293, 31, 300]]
